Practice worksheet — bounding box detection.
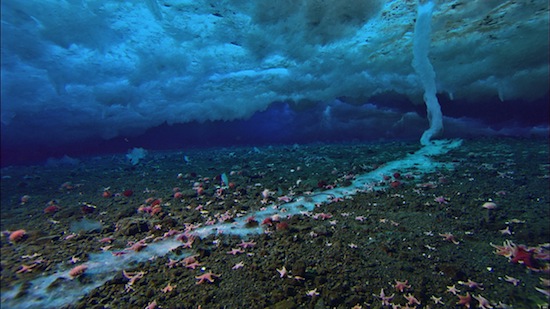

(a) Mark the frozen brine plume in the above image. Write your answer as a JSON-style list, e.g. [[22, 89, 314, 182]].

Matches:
[[412, 0, 443, 146], [126, 147, 147, 165]]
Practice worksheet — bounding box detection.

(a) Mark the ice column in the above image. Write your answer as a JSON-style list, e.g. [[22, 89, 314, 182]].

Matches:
[[412, 0, 443, 145]]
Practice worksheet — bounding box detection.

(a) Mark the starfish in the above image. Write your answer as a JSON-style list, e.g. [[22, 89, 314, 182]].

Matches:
[[99, 237, 114, 243], [16, 264, 37, 274], [232, 261, 245, 270], [439, 233, 460, 245], [456, 292, 472, 308], [461, 279, 484, 290], [499, 226, 512, 235], [181, 255, 199, 266], [237, 240, 256, 248], [161, 283, 176, 293], [446, 285, 461, 295], [276, 266, 288, 278], [163, 229, 180, 238], [185, 261, 202, 270], [195, 272, 220, 284], [126, 240, 147, 252], [490, 240, 515, 257], [504, 275, 520, 286], [431, 295, 444, 304], [510, 243, 539, 270], [21, 253, 41, 259], [404, 293, 421, 305], [535, 287, 550, 297], [227, 248, 245, 255], [313, 212, 333, 220], [123, 270, 146, 285], [394, 280, 411, 292], [472, 294, 493, 309], [123, 270, 146, 291], [166, 258, 179, 268], [145, 300, 157, 309], [306, 288, 320, 297], [181, 237, 194, 249], [374, 289, 394, 306]]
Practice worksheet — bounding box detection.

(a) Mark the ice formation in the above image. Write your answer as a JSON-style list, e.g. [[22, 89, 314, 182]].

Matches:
[[412, 0, 443, 145], [126, 147, 148, 165], [1, 0, 548, 150]]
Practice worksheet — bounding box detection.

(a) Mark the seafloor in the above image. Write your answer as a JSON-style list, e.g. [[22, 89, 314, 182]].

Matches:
[[1, 137, 549, 309]]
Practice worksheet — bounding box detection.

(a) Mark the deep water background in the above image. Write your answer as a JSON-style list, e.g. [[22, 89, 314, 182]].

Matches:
[[1, 92, 548, 167]]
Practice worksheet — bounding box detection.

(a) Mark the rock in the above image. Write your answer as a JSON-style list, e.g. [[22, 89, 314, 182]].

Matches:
[[312, 225, 330, 236], [291, 261, 306, 277], [115, 218, 149, 236], [272, 298, 296, 309]]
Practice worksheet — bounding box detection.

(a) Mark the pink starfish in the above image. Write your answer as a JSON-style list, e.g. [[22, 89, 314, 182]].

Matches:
[[404, 293, 421, 305], [472, 294, 493, 309], [195, 272, 220, 284], [499, 226, 512, 235], [126, 240, 147, 252], [504, 275, 520, 286], [123, 270, 146, 291], [237, 240, 256, 248], [447, 285, 461, 295], [462, 279, 484, 290], [163, 229, 180, 238], [277, 196, 292, 203], [99, 237, 114, 243], [313, 213, 333, 220], [439, 232, 460, 245], [491, 240, 515, 257], [456, 292, 471, 308], [166, 258, 179, 268], [374, 289, 394, 306], [394, 280, 411, 292], [16, 264, 37, 274], [306, 288, 320, 297], [227, 248, 245, 255], [431, 295, 444, 304], [145, 300, 157, 309], [161, 283, 176, 293], [181, 255, 198, 266], [185, 261, 202, 269], [178, 235, 195, 248], [276, 266, 288, 278]]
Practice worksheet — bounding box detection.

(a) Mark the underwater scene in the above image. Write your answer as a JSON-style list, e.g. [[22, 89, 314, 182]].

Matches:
[[1, 1, 549, 309]]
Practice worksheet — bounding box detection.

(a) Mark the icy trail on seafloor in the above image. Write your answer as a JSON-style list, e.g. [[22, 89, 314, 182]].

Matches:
[[2, 139, 462, 309]]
